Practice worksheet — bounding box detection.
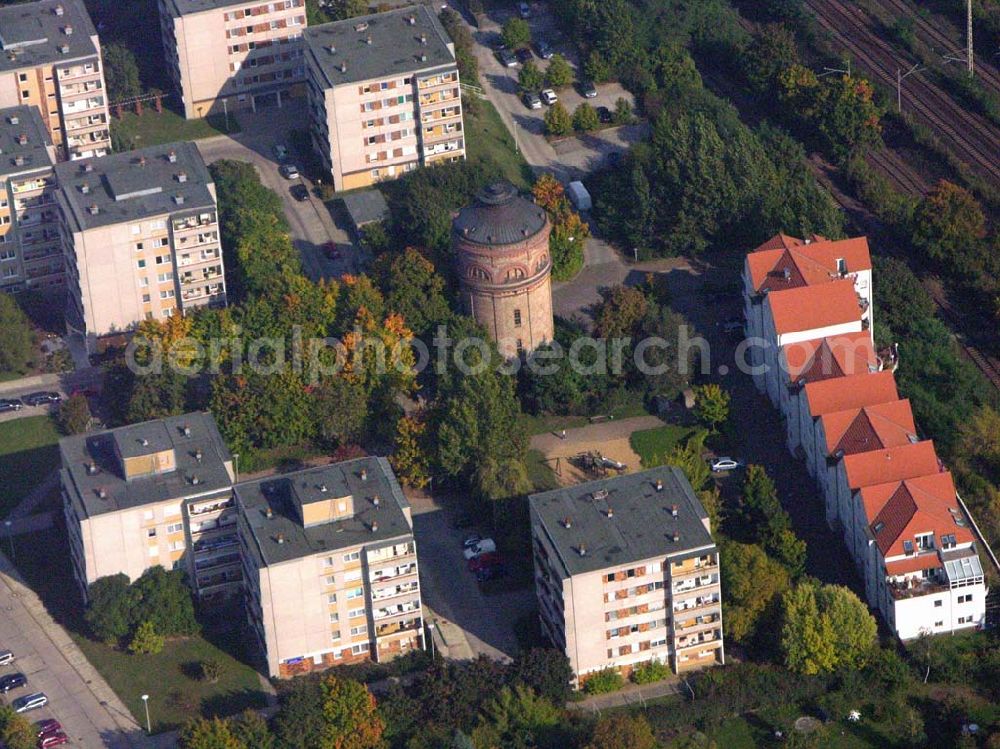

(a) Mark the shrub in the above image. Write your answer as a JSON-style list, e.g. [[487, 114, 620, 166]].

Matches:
[[544, 102, 572, 136], [199, 658, 222, 683], [573, 103, 600, 132], [58, 393, 91, 435], [631, 659, 671, 684], [583, 668, 624, 694], [128, 621, 165, 655]]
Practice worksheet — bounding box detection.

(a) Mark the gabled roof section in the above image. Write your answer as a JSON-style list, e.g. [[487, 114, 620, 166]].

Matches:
[[843, 440, 940, 493], [746, 235, 871, 292], [766, 279, 861, 336], [822, 399, 918, 456], [783, 331, 877, 384], [804, 370, 898, 418], [861, 472, 975, 557]]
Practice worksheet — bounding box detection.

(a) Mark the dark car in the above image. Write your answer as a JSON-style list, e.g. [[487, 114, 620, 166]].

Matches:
[[0, 398, 24, 413], [497, 49, 517, 68], [476, 564, 507, 582], [0, 673, 28, 693], [36, 719, 62, 738], [535, 40, 553, 59], [597, 106, 612, 124], [290, 184, 309, 202], [515, 47, 532, 64], [580, 80, 598, 98], [23, 392, 61, 407]]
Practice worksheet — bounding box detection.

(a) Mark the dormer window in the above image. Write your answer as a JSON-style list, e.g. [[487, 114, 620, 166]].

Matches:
[[902, 539, 914, 556], [941, 533, 957, 549], [836, 257, 847, 275], [916, 533, 934, 551]]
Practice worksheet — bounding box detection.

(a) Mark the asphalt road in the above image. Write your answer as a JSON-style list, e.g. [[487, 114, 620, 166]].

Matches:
[[194, 100, 357, 282], [0, 368, 102, 424]]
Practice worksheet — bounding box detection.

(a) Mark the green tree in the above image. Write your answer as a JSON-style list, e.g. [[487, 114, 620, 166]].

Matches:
[[58, 393, 91, 435], [391, 413, 432, 488], [720, 542, 790, 642], [0, 705, 37, 749], [314, 376, 367, 448], [501, 18, 531, 49], [543, 101, 572, 136], [273, 681, 327, 749], [816, 74, 882, 158], [594, 285, 647, 339], [817, 584, 878, 670], [573, 103, 600, 132], [131, 566, 200, 636], [743, 23, 798, 93], [871, 256, 935, 338], [544, 54, 574, 88], [470, 685, 562, 749], [178, 717, 246, 749], [510, 649, 573, 704], [128, 620, 165, 655], [630, 659, 670, 685], [781, 582, 876, 674], [583, 668, 624, 694], [693, 383, 730, 431], [0, 293, 33, 375], [319, 675, 385, 749], [585, 713, 657, 749], [230, 710, 275, 749], [583, 51, 612, 83], [613, 97, 633, 125], [85, 573, 138, 643], [518, 60, 544, 93], [324, 0, 368, 21], [103, 43, 142, 102], [912, 180, 986, 264], [374, 247, 451, 336]]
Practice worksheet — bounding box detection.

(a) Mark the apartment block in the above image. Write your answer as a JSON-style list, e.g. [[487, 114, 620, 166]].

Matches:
[[60, 412, 241, 604], [0, 106, 63, 293], [158, 0, 307, 119], [236, 457, 424, 678], [54, 141, 226, 353], [0, 0, 111, 160], [530, 467, 724, 685], [303, 6, 465, 191]]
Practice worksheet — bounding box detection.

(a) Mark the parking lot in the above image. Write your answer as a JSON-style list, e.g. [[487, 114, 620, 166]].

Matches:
[[195, 100, 358, 282], [411, 498, 536, 662]]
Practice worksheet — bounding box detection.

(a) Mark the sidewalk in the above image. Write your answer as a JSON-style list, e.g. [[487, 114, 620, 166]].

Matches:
[[529, 414, 664, 454], [568, 677, 682, 712]]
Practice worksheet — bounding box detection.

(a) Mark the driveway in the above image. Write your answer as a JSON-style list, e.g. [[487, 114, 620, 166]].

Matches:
[[0, 552, 147, 749], [412, 502, 535, 662], [194, 100, 356, 281], [0, 368, 102, 424]]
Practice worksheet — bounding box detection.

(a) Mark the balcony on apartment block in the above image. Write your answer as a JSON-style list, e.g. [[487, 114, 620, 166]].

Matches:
[[371, 580, 419, 602], [193, 551, 241, 572], [673, 573, 720, 594], [373, 599, 421, 622], [674, 612, 722, 634], [673, 594, 721, 614], [188, 497, 235, 517], [369, 562, 418, 584], [62, 97, 106, 115], [375, 616, 422, 639]]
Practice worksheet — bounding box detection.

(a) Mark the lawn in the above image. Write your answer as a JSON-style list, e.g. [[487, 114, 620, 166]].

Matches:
[[629, 424, 705, 469], [12, 527, 267, 733], [0, 415, 61, 517], [110, 107, 239, 151], [463, 97, 534, 190], [526, 448, 560, 492]]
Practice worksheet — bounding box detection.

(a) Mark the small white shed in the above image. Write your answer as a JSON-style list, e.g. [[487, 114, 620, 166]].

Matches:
[[566, 181, 592, 212]]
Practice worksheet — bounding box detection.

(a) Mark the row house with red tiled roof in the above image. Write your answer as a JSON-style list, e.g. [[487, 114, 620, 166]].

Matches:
[[740, 234, 987, 640]]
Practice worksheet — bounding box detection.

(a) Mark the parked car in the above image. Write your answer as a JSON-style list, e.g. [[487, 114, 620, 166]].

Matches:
[[13, 693, 47, 713], [497, 49, 517, 68], [463, 538, 497, 560], [0, 398, 23, 413], [540, 88, 557, 105], [515, 47, 532, 64], [522, 92, 541, 110], [322, 242, 341, 260], [535, 40, 553, 59], [468, 551, 501, 572], [518, 2, 530, 19], [38, 731, 69, 748], [36, 719, 62, 738], [476, 564, 507, 582], [709, 457, 742, 473], [272, 144, 288, 160], [597, 106, 612, 124], [279, 163, 299, 179], [0, 650, 14, 666], [0, 673, 27, 692], [22, 392, 60, 407], [290, 184, 309, 202], [461, 534, 483, 549], [580, 80, 598, 98]]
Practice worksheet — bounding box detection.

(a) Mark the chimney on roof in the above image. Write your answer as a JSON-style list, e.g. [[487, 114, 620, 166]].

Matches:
[[191, 475, 200, 485], [176, 172, 188, 183], [276, 533, 285, 544], [16, 134, 27, 145], [372, 495, 380, 507], [672, 532, 680, 542], [58, 44, 69, 53], [97, 487, 108, 499], [13, 156, 24, 167], [265, 506, 273, 518], [86, 462, 98, 475], [183, 424, 191, 437], [419, 53, 427, 62], [407, 14, 416, 25], [671, 504, 679, 518], [194, 449, 203, 463], [167, 150, 177, 163], [326, 45, 336, 55], [606, 506, 614, 519], [83, 162, 93, 172], [340, 61, 348, 73], [365, 35, 373, 45], [140, 438, 149, 446], [655, 479, 663, 492], [419, 33, 427, 44], [360, 468, 367, 481], [87, 204, 98, 215], [371, 520, 379, 533], [8, 115, 18, 125], [80, 182, 89, 194], [63, 25, 73, 35], [319, 484, 328, 493], [562, 517, 572, 529], [54, 4, 64, 16], [173, 194, 185, 205], [577, 543, 587, 556]]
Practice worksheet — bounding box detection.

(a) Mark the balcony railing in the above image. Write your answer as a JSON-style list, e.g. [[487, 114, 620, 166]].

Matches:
[[370, 563, 418, 582], [194, 552, 241, 571], [373, 600, 421, 621], [371, 581, 419, 602], [375, 617, 421, 638], [673, 596, 721, 614], [189, 498, 234, 516]]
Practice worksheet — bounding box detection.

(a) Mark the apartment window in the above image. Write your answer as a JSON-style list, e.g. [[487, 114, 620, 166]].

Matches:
[[135, 242, 144, 251], [916, 533, 934, 551], [140, 277, 149, 287], [142, 294, 151, 303], [21, 90, 30, 100], [346, 587, 363, 600], [958, 594, 973, 604], [934, 599, 942, 607], [344, 551, 360, 563], [351, 643, 369, 655], [169, 541, 184, 552], [941, 533, 957, 549], [348, 607, 365, 619], [150, 219, 166, 231], [935, 621, 944, 627], [327, 592, 337, 603], [147, 528, 157, 538], [18, 73, 27, 83], [163, 308, 175, 318], [167, 522, 183, 534], [350, 625, 367, 637], [323, 556, 334, 567], [331, 630, 341, 641], [160, 290, 175, 300], [157, 272, 173, 283], [130, 224, 141, 235], [344, 570, 362, 583], [155, 255, 169, 265], [136, 259, 146, 269], [325, 575, 336, 586], [329, 612, 339, 622], [513, 309, 522, 327]]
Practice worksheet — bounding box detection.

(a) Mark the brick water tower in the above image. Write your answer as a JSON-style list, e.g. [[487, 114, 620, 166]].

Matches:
[[453, 181, 554, 355]]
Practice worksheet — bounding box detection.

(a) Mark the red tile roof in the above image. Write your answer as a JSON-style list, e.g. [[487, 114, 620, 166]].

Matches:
[[746, 235, 872, 292], [842, 440, 940, 493], [782, 332, 877, 384], [886, 554, 943, 576], [859, 472, 975, 557], [804, 370, 899, 417], [820, 399, 918, 455], [766, 279, 862, 336]]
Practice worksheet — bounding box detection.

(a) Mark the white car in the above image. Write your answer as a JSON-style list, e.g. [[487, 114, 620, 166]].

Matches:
[[710, 457, 741, 473], [540, 88, 558, 105], [463, 538, 497, 560], [0, 650, 14, 666]]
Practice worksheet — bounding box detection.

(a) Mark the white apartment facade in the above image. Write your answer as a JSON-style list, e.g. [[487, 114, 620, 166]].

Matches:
[[158, 0, 307, 119]]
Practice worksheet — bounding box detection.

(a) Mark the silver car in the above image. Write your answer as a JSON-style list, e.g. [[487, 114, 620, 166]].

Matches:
[[0, 650, 13, 666], [13, 692, 47, 713]]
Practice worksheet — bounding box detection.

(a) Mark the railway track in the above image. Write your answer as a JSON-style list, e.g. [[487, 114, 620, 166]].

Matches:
[[923, 281, 1000, 390], [866, 146, 929, 193], [805, 0, 1000, 186]]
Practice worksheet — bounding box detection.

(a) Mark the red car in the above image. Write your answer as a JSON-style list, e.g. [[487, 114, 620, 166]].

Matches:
[[468, 552, 501, 572], [38, 731, 69, 748], [35, 719, 61, 738], [322, 242, 341, 260]]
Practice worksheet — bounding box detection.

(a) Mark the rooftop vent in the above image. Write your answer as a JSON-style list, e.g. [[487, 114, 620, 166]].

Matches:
[[655, 479, 663, 492], [97, 487, 108, 499], [276, 533, 285, 544], [16, 134, 27, 145], [173, 194, 185, 205], [265, 506, 273, 518], [407, 14, 416, 25], [140, 437, 149, 446], [86, 462, 98, 475], [339, 61, 348, 74], [319, 484, 328, 493], [326, 45, 336, 55], [418, 53, 427, 62], [137, 156, 147, 167], [561, 517, 572, 529], [370, 520, 379, 533], [577, 543, 587, 556], [167, 150, 177, 163], [82, 162, 93, 172], [671, 504, 679, 518], [354, 21, 369, 32], [191, 475, 200, 485], [54, 4, 64, 16], [87, 203, 98, 215], [606, 506, 614, 519], [182, 425, 191, 437], [194, 449, 203, 463], [58, 44, 70, 54], [13, 156, 25, 167], [360, 468, 368, 481], [80, 182, 89, 194], [7, 115, 18, 125], [372, 495, 380, 507], [63, 25, 73, 36], [365, 35, 373, 45], [672, 531, 680, 542], [175, 172, 187, 183], [419, 33, 427, 45]]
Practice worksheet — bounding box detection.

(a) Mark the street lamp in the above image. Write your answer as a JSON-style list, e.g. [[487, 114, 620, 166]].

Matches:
[[3, 520, 13, 561], [141, 694, 151, 733], [426, 622, 436, 661]]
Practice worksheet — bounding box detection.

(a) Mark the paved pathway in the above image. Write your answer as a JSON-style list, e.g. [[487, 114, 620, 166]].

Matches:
[[0, 551, 149, 748], [529, 415, 664, 454], [7, 470, 59, 520]]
